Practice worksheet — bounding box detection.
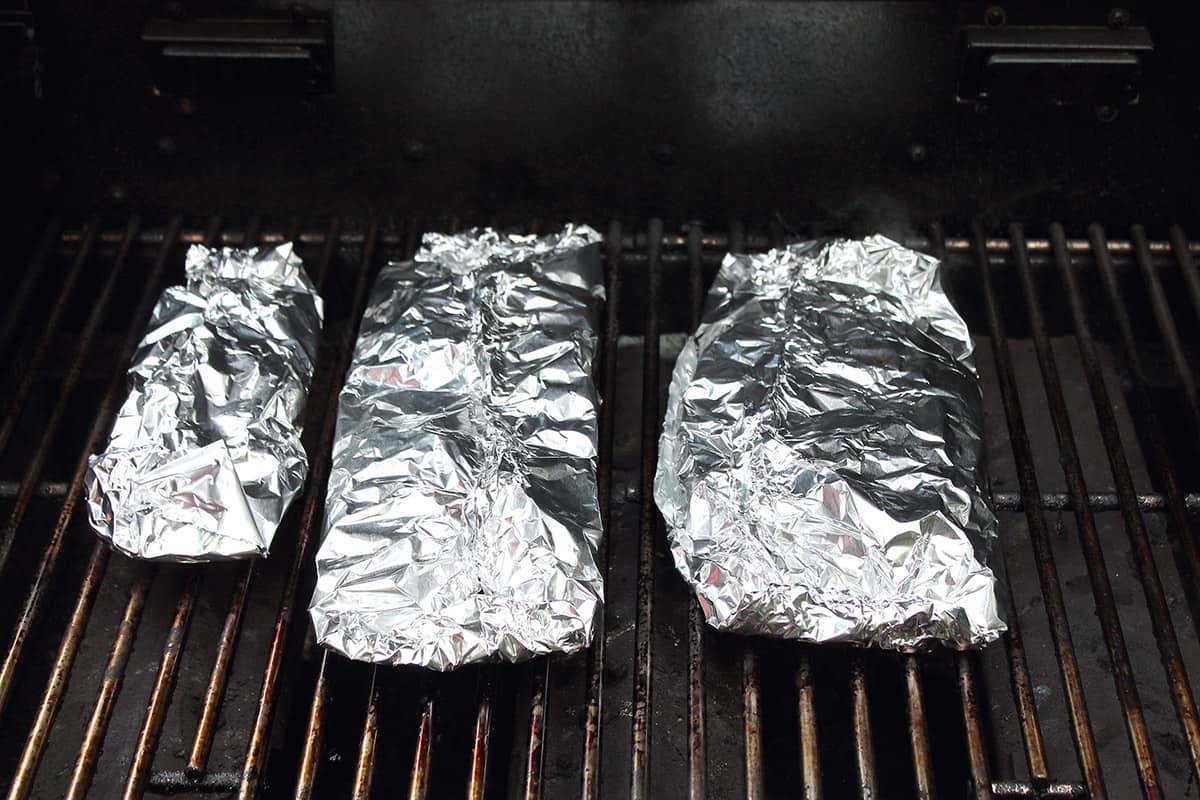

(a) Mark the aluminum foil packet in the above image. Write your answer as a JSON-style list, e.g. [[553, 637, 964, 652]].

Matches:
[[655, 236, 1004, 649], [86, 243, 324, 561], [310, 225, 605, 670]]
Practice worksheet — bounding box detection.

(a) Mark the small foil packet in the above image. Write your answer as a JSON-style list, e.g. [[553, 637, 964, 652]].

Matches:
[[655, 236, 1004, 649], [86, 243, 324, 561], [310, 225, 605, 670]]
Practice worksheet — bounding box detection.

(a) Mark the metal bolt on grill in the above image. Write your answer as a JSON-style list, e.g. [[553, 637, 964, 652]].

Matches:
[[0, 217, 1199, 798]]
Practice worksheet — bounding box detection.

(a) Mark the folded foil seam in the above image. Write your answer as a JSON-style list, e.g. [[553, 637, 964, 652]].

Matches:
[[655, 236, 1004, 649], [310, 225, 606, 670], [86, 243, 324, 561]]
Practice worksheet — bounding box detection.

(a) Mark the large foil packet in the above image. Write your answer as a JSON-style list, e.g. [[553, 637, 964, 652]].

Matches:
[[655, 236, 1004, 649], [310, 225, 605, 670], [86, 243, 324, 561]]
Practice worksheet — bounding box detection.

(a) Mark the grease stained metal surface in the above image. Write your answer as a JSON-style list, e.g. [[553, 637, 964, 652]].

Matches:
[[0, 219, 1199, 800]]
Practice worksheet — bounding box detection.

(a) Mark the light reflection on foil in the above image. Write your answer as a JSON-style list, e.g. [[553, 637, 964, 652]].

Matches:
[[86, 243, 324, 561], [655, 236, 1004, 649], [310, 226, 605, 670]]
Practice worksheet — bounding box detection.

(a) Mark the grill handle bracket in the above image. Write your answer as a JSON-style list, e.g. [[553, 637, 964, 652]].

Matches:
[[959, 24, 1152, 109]]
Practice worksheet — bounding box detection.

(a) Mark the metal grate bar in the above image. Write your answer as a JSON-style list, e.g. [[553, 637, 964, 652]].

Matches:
[[998, 570, 1050, 786], [0, 216, 140, 574], [0, 217, 101, 456], [796, 650, 822, 800], [1170, 225, 1200, 323], [467, 674, 493, 800], [742, 646, 764, 800], [991, 779, 1088, 798], [685, 224, 708, 800], [186, 216, 340, 778], [630, 218, 662, 800], [3, 216, 188, 800], [1018, 222, 1170, 797], [957, 653, 994, 800], [850, 653, 878, 799], [123, 571, 203, 799], [113, 219, 233, 798], [726, 220, 766, 800], [1106, 226, 1200, 643], [0, 482, 69, 498], [188, 563, 254, 775], [351, 669, 381, 800], [1133, 227, 1200, 436], [6, 483, 1195, 511], [408, 699, 434, 800], [0, 217, 62, 361], [581, 220, 622, 800], [60, 224, 1200, 258], [904, 655, 937, 800], [65, 565, 154, 799], [990, 491, 1200, 513], [290, 219, 407, 797], [293, 650, 330, 800], [973, 224, 1108, 798], [238, 221, 379, 799], [524, 661, 550, 799], [1057, 227, 1200, 789]]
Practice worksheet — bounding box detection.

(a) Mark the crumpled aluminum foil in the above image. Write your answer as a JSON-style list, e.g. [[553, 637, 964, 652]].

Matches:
[[86, 243, 324, 561], [310, 225, 606, 670], [655, 236, 1004, 650]]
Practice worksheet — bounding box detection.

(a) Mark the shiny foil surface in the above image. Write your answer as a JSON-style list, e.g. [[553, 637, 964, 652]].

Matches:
[[86, 243, 324, 561], [310, 225, 605, 669], [655, 236, 1004, 649]]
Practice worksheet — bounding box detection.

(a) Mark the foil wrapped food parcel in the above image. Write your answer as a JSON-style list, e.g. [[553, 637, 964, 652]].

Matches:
[[655, 236, 1005, 650], [310, 225, 606, 670], [86, 243, 324, 561]]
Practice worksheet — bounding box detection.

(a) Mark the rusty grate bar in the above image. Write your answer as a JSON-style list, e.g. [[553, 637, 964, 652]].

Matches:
[[408, 699, 434, 800], [351, 669, 381, 800], [973, 223, 1109, 798], [289, 219, 414, 798], [1095, 225, 1200, 644], [467, 673, 493, 800], [10, 483, 1197, 511], [581, 220, 622, 800], [238, 221, 380, 799], [63, 224, 1200, 260], [3, 216, 191, 800], [1057, 226, 1200, 790], [629, 218, 662, 800]]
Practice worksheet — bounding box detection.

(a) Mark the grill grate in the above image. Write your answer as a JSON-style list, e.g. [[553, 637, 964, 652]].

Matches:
[[0, 218, 1199, 798]]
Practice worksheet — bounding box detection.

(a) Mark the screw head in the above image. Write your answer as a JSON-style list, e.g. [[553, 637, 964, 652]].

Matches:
[[908, 143, 928, 164], [984, 6, 1007, 27], [1108, 8, 1131, 28], [401, 138, 426, 162], [1095, 104, 1119, 123]]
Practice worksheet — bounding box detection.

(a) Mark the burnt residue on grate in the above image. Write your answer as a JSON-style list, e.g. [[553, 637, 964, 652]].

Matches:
[[0, 218, 1199, 798]]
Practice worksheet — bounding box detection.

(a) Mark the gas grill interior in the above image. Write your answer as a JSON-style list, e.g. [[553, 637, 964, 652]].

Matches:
[[4, 3, 1200, 800]]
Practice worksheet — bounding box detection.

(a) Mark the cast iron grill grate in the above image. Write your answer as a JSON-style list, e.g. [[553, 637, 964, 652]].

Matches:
[[0, 218, 1198, 799]]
